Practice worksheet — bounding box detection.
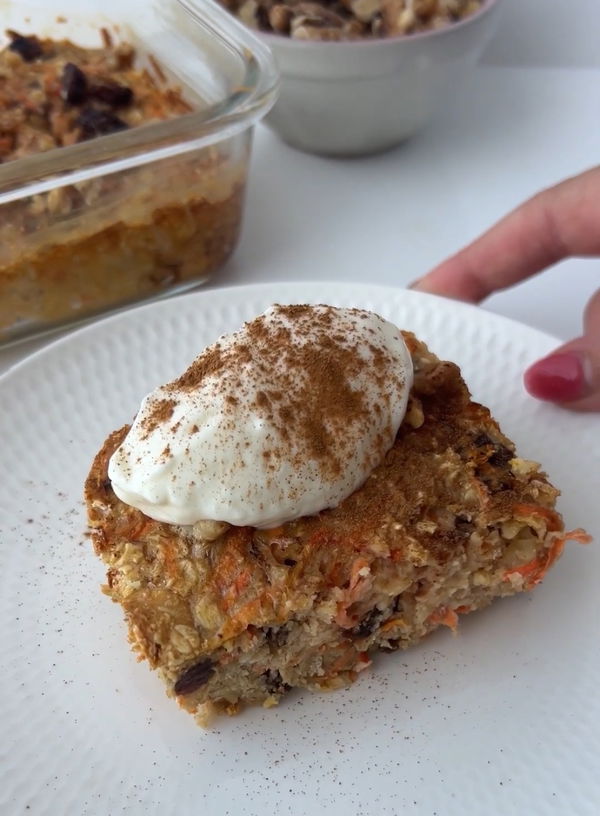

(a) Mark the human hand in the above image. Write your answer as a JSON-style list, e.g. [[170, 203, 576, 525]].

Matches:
[[412, 167, 600, 412]]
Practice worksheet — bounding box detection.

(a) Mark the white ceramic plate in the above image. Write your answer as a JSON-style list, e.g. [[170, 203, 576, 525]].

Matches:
[[1, 282, 598, 816]]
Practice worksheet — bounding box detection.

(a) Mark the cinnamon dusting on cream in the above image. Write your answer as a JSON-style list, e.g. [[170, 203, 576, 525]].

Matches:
[[157, 305, 403, 481], [108, 304, 413, 528], [140, 398, 177, 439]]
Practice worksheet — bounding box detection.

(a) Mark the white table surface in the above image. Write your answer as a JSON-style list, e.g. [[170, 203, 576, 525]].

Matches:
[[1, 0, 599, 375]]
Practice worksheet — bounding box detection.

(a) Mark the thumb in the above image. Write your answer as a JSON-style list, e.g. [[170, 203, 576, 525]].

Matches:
[[524, 289, 600, 412]]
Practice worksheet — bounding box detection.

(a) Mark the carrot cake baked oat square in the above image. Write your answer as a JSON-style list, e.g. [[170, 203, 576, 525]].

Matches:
[[85, 305, 588, 724]]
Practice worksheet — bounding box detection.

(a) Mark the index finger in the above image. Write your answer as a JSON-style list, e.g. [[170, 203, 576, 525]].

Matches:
[[413, 166, 600, 303]]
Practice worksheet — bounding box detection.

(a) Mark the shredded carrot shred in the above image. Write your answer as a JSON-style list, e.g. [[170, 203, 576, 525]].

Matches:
[[129, 517, 154, 540], [160, 539, 184, 581], [329, 646, 357, 674], [335, 605, 358, 629], [349, 557, 370, 590], [504, 528, 591, 589], [261, 525, 286, 541], [334, 558, 372, 627], [512, 503, 563, 532], [427, 606, 459, 632], [379, 617, 404, 633], [564, 528, 592, 545]]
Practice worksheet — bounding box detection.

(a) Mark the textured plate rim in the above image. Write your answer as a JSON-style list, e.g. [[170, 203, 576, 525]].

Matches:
[[0, 281, 562, 389]]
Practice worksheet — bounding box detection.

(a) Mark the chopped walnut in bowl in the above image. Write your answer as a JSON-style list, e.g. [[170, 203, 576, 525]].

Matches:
[[228, 0, 500, 156], [221, 0, 483, 41]]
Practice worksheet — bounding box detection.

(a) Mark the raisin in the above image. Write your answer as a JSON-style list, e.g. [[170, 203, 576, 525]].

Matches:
[[75, 107, 128, 140], [248, 538, 261, 560], [473, 432, 494, 448], [455, 514, 475, 535], [61, 63, 88, 105], [255, 4, 272, 30], [7, 32, 43, 62], [489, 445, 514, 467], [351, 607, 384, 639], [283, 558, 297, 567], [489, 478, 513, 493], [392, 594, 404, 614], [90, 80, 134, 108], [173, 658, 214, 695], [262, 669, 289, 695], [263, 625, 289, 648]]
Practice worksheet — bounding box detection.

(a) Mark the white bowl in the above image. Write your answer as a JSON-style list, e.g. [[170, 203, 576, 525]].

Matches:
[[262, 0, 502, 156]]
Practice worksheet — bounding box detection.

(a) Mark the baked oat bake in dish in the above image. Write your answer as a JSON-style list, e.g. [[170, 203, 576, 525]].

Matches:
[[0, 30, 246, 342], [221, 0, 482, 41], [85, 305, 588, 724]]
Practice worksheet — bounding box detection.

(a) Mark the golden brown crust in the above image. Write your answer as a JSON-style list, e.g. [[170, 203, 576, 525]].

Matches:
[[85, 331, 578, 722]]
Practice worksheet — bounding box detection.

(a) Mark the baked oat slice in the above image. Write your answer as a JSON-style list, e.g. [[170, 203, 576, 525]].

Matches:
[[85, 332, 587, 723]]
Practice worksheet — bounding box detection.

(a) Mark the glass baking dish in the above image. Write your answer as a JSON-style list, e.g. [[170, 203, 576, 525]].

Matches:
[[0, 0, 278, 346]]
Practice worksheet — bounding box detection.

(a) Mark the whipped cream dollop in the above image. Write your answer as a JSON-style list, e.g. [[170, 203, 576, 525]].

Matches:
[[108, 304, 413, 528]]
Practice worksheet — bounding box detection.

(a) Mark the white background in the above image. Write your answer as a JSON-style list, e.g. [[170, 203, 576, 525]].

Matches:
[[1, 0, 599, 371]]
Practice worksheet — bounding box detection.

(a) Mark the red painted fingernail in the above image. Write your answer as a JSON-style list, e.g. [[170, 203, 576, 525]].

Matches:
[[524, 352, 589, 403]]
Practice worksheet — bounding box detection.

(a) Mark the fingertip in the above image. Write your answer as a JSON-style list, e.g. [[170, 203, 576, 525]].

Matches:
[[409, 277, 435, 293], [409, 261, 488, 303], [407, 271, 469, 300], [524, 352, 590, 404]]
